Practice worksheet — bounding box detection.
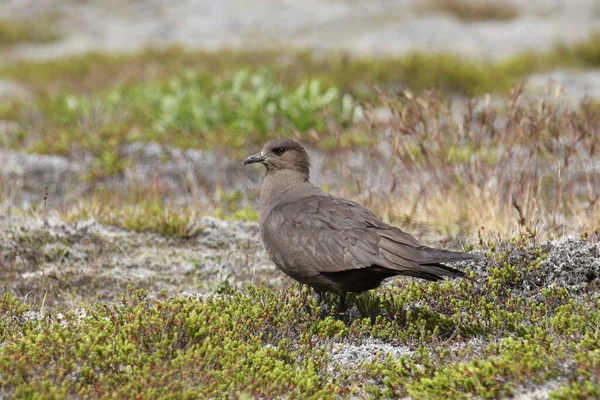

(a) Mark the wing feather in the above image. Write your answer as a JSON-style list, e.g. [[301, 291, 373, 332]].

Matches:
[[261, 194, 472, 283], [262, 195, 381, 275]]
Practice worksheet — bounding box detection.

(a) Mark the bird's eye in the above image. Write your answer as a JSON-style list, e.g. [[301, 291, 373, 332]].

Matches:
[[273, 147, 286, 156]]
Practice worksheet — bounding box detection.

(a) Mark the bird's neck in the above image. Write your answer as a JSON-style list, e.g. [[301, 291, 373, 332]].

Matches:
[[260, 170, 309, 211]]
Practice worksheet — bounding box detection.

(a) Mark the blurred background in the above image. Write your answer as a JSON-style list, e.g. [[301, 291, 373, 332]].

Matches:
[[1, 0, 599, 303], [2, 0, 599, 60]]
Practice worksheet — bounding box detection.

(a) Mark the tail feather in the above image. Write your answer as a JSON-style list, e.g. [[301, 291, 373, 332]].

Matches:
[[377, 230, 480, 282], [392, 263, 465, 281], [420, 246, 482, 264], [396, 269, 446, 282], [419, 262, 466, 279]]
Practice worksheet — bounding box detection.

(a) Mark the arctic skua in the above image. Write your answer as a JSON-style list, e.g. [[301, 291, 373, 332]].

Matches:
[[245, 138, 478, 296]]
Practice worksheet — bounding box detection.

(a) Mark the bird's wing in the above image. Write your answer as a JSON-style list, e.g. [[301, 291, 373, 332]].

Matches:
[[263, 194, 436, 275], [263, 194, 384, 274]]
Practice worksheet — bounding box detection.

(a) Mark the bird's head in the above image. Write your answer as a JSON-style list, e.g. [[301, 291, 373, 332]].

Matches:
[[244, 138, 310, 180]]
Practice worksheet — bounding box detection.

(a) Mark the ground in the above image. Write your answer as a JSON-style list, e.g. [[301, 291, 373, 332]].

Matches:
[[1, 1, 600, 398]]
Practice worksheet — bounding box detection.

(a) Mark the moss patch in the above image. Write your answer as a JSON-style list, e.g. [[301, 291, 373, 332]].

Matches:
[[1, 233, 598, 398], [63, 187, 203, 237]]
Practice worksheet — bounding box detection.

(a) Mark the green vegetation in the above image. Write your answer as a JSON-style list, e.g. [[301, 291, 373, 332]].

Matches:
[[0, 18, 61, 47], [61, 186, 257, 236], [31, 69, 354, 154], [2, 69, 358, 179], [1, 233, 598, 398], [1, 12, 599, 400], [1, 31, 600, 98], [0, 31, 600, 399], [363, 86, 600, 238], [4, 71, 599, 238], [416, 0, 519, 22]]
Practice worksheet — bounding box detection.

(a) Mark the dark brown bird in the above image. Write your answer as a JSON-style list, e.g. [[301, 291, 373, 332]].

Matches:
[[245, 138, 478, 295]]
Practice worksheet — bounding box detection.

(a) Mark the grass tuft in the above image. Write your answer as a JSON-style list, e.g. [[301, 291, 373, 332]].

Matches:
[[63, 187, 203, 237]]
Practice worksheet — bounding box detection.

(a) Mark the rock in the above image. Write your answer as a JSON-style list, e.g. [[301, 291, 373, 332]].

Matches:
[[0, 150, 84, 208], [527, 70, 600, 105], [0, 80, 30, 101], [0, 215, 273, 308], [1, 0, 599, 61]]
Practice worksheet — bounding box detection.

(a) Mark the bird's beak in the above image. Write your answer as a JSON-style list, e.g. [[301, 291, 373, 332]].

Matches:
[[244, 152, 267, 165]]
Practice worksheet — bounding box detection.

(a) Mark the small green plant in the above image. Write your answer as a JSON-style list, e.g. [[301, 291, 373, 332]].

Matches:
[[14, 69, 358, 177]]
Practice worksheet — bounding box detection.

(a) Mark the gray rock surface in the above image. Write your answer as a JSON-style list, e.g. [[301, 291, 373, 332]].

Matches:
[[0, 80, 31, 101], [470, 238, 600, 299], [329, 339, 413, 372], [0, 143, 398, 213], [0, 214, 274, 307], [2, 211, 597, 310], [0, 150, 84, 209], [527, 70, 600, 106]]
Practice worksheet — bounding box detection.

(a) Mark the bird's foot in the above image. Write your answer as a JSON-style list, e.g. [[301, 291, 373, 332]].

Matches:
[[337, 294, 347, 314], [313, 291, 322, 304], [312, 291, 331, 317]]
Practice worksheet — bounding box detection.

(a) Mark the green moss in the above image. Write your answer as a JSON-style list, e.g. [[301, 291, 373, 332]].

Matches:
[[553, 32, 600, 67], [0, 287, 343, 398], [231, 207, 260, 222], [1, 233, 599, 397], [404, 336, 561, 398]]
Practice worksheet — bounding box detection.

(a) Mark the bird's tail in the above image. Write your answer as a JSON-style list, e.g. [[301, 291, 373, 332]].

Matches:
[[413, 262, 467, 280], [419, 246, 482, 264], [407, 247, 481, 281]]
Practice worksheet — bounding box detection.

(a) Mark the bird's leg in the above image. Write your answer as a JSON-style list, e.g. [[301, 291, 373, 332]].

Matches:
[[312, 290, 330, 317], [313, 291, 322, 304], [338, 293, 347, 313]]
